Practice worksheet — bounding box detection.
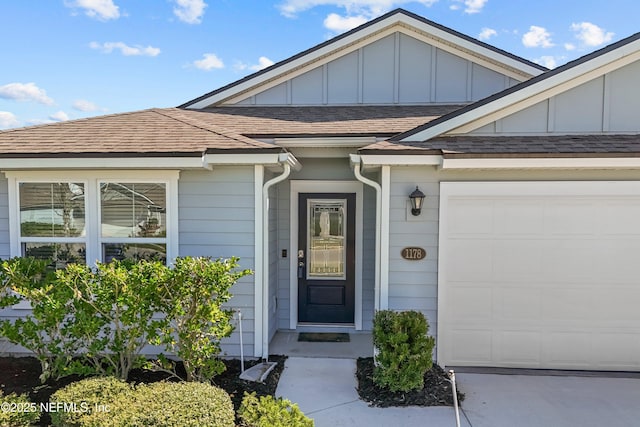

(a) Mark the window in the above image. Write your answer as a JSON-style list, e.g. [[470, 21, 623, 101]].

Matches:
[[100, 182, 167, 263], [19, 182, 87, 268], [8, 171, 178, 266]]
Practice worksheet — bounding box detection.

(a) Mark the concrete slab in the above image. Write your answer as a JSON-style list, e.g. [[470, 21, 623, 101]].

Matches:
[[276, 357, 466, 427], [270, 331, 373, 358], [457, 373, 640, 427]]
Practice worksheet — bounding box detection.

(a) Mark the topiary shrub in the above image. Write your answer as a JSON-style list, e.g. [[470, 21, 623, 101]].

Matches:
[[49, 376, 133, 426], [372, 310, 436, 392], [238, 392, 314, 427], [85, 381, 235, 427], [0, 390, 41, 427]]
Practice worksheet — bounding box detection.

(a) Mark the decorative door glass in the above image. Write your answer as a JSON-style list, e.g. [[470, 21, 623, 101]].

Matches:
[[307, 199, 346, 279]]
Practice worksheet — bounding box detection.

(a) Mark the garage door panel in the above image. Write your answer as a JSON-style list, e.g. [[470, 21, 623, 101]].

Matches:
[[446, 240, 493, 281], [439, 181, 640, 371], [499, 331, 542, 365], [450, 330, 493, 363]]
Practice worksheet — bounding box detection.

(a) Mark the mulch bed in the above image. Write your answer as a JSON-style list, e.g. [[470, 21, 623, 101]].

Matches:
[[0, 355, 286, 427], [356, 357, 465, 407]]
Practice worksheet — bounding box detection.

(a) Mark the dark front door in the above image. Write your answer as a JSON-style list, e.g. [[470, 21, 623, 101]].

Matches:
[[298, 193, 355, 324]]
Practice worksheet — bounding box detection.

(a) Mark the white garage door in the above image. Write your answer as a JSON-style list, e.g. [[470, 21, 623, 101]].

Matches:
[[438, 181, 640, 371]]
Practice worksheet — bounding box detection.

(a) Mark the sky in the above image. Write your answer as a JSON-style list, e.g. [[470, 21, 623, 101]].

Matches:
[[0, 0, 638, 129]]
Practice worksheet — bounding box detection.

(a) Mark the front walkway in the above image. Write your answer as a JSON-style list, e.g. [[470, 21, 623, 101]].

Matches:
[[269, 331, 374, 358], [276, 357, 465, 427]]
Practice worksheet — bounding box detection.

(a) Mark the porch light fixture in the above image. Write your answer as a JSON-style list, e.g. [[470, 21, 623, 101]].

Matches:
[[409, 186, 426, 216]]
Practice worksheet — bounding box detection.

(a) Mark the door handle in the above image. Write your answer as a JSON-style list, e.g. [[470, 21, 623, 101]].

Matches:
[[298, 261, 305, 279]]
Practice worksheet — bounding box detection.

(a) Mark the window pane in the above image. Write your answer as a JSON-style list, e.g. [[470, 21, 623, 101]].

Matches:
[[22, 243, 86, 268], [20, 183, 85, 237], [101, 183, 166, 238], [308, 200, 346, 279], [103, 243, 166, 264]]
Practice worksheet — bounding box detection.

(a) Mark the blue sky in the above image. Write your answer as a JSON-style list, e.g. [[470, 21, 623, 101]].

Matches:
[[0, 0, 637, 129]]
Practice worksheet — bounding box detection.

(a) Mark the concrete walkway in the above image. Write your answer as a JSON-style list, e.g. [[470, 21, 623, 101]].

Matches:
[[276, 357, 465, 427], [276, 357, 640, 427]]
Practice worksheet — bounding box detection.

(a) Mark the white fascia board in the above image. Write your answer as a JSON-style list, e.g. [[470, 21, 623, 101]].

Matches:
[[0, 157, 206, 170], [441, 157, 640, 170], [359, 154, 442, 166], [393, 16, 543, 79], [204, 152, 302, 172], [404, 40, 640, 141]]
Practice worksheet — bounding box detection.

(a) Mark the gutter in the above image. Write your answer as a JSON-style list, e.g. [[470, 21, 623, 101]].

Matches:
[[350, 154, 384, 311], [259, 153, 301, 360]]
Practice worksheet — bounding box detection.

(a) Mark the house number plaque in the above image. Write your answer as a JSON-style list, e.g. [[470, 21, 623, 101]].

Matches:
[[401, 247, 426, 261]]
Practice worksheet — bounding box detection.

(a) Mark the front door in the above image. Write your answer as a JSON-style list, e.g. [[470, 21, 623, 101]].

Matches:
[[298, 193, 355, 324]]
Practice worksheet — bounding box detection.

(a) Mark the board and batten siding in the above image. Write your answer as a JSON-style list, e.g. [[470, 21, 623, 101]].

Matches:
[[388, 165, 640, 358], [469, 59, 640, 135], [178, 168, 256, 357], [234, 33, 518, 106]]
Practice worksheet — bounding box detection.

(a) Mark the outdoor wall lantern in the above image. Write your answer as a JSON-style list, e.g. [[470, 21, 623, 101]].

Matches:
[[409, 186, 426, 216]]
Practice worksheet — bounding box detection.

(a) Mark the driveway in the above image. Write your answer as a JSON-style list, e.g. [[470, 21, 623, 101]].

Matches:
[[457, 372, 640, 427]]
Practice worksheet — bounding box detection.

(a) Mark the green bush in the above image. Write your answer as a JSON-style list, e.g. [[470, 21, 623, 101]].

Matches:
[[49, 376, 133, 426], [0, 257, 79, 382], [0, 391, 40, 427], [238, 392, 313, 427], [89, 381, 235, 427], [372, 310, 436, 392], [153, 256, 252, 382]]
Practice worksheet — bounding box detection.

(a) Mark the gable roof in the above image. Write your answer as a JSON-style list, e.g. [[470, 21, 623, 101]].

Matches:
[[0, 108, 280, 158], [392, 31, 640, 142], [180, 8, 546, 109]]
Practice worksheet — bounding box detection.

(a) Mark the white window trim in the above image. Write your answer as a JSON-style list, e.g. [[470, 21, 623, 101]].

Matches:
[[6, 170, 179, 266]]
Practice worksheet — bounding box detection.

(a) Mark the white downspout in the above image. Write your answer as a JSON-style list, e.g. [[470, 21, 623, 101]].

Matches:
[[260, 155, 293, 360], [350, 154, 382, 312]]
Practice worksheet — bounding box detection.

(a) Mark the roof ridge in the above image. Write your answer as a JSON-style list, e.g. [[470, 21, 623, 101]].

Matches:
[[154, 108, 273, 149]]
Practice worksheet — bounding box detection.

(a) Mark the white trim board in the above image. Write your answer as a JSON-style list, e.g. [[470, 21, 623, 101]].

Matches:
[[289, 180, 364, 330]]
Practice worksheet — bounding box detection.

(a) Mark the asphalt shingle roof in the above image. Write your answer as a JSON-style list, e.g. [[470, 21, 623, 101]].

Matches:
[[0, 105, 464, 157], [361, 135, 640, 157]]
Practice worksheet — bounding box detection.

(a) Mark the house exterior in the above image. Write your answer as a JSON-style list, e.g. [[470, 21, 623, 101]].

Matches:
[[1, 9, 640, 371]]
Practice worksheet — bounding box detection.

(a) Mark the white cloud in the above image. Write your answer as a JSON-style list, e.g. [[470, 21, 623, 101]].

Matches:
[[324, 13, 368, 32], [0, 112, 19, 129], [522, 25, 554, 48], [478, 27, 497, 41], [73, 99, 100, 112], [193, 53, 224, 71], [235, 56, 275, 72], [278, 0, 438, 19], [90, 42, 161, 57], [571, 22, 614, 47], [564, 43, 576, 51], [173, 0, 207, 24], [65, 0, 120, 20], [534, 55, 557, 69], [450, 0, 487, 14], [0, 82, 54, 105], [49, 111, 70, 122]]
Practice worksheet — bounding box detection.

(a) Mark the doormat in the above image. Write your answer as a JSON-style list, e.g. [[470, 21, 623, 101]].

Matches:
[[298, 332, 350, 343]]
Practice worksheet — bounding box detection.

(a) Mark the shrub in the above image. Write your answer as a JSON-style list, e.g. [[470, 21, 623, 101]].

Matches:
[[88, 381, 234, 427], [238, 392, 314, 427], [0, 390, 40, 427], [372, 310, 436, 392], [153, 257, 252, 382], [0, 257, 79, 382], [59, 261, 169, 379], [49, 376, 133, 426]]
